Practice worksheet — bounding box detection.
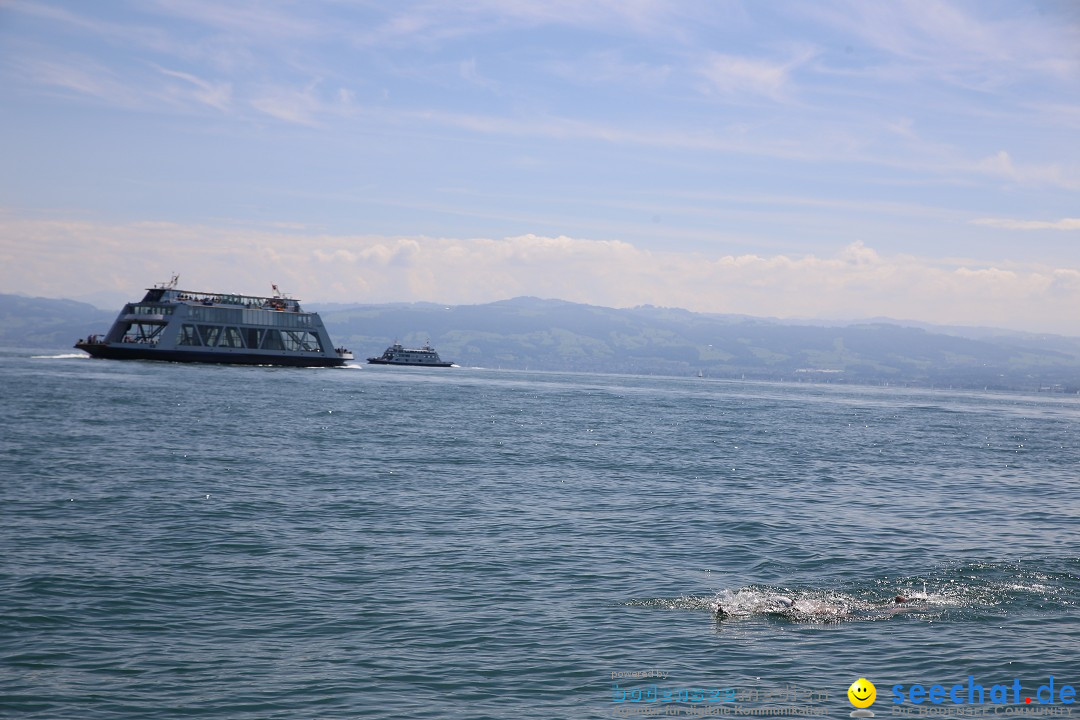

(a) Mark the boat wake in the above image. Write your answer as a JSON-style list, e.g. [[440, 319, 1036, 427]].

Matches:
[[31, 353, 89, 359]]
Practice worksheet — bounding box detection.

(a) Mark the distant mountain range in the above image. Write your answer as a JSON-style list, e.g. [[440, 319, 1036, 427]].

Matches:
[[4, 292, 1080, 391], [0, 294, 117, 350]]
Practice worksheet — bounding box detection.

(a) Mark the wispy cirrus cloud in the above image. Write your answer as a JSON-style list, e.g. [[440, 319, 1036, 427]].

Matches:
[[696, 48, 816, 102], [2, 0, 1078, 296], [8, 1, 181, 56], [975, 150, 1080, 191], [10, 50, 239, 116], [14, 54, 142, 108], [146, 0, 329, 41], [354, 0, 715, 48], [545, 50, 672, 89], [155, 66, 232, 112], [971, 217, 1080, 231], [802, 0, 1079, 86], [249, 80, 359, 127]]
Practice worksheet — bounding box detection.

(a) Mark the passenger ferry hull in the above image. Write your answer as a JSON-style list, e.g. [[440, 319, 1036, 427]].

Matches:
[[367, 357, 452, 367], [75, 342, 347, 367]]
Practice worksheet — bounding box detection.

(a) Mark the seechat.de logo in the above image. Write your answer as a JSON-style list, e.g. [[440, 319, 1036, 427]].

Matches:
[[848, 678, 877, 717]]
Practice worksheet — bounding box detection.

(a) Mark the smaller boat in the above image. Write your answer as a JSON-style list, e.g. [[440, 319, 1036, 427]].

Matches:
[[367, 342, 453, 367]]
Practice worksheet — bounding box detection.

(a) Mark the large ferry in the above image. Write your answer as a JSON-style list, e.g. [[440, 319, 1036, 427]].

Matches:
[[367, 342, 453, 367], [75, 277, 353, 367]]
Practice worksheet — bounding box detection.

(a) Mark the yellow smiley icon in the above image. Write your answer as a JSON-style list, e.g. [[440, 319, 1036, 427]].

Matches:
[[848, 678, 876, 708]]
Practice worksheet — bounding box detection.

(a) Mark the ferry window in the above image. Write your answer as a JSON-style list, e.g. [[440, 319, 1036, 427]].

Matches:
[[107, 322, 132, 343], [245, 328, 264, 348], [220, 327, 244, 348], [273, 312, 298, 328], [281, 330, 323, 352], [178, 324, 202, 346], [199, 325, 222, 346], [190, 306, 238, 323], [281, 330, 301, 351], [262, 329, 284, 350], [243, 309, 272, 325], [219, 308, 241, 324], [281, 310, 294, 327]]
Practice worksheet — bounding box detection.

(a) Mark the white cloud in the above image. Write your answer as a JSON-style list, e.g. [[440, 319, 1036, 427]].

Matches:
[[357, 0, 709, 48], [8, 0, 1075, 192], [696, 50, 811, 101], [146, 0, 327, 41], [9, 1, 183, 57], [249, 81, 356, 126], [16, 55, 140, 107], [12, 52, 236, 115], [803, 0, 1079, 87], [974, 150, 1079, 190], [971, 217, 1080, 231], [3, 215, 1079, 334], [155, 66, 232, 111], [546, 50, 672, 89], [250, 89, 320, 126]]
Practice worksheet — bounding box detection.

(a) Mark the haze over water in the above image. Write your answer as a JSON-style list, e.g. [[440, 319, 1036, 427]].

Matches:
[[2, 351, 1079, 718]]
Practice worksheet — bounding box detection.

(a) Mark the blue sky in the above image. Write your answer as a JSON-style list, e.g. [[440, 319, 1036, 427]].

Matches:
[[2, 1, 1079, 332]]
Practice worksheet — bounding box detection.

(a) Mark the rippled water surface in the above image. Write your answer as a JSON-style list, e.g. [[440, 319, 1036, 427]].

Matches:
[[3, 351, 1079, 718]]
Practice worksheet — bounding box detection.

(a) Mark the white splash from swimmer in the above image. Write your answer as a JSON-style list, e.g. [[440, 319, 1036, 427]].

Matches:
[[709, 587, 918, 622]]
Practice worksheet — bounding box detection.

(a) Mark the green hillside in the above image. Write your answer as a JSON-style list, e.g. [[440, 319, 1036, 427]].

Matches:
[[317, 297, 1080, 390], [5, 293, 1080, 390]]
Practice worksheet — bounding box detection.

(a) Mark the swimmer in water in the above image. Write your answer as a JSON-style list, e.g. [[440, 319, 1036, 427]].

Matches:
[[712, 594, 796, 620], [713, 589, 929, 623]]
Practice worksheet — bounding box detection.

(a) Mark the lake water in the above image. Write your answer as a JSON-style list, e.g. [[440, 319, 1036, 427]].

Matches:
[[2, 350, 1079, 719]]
